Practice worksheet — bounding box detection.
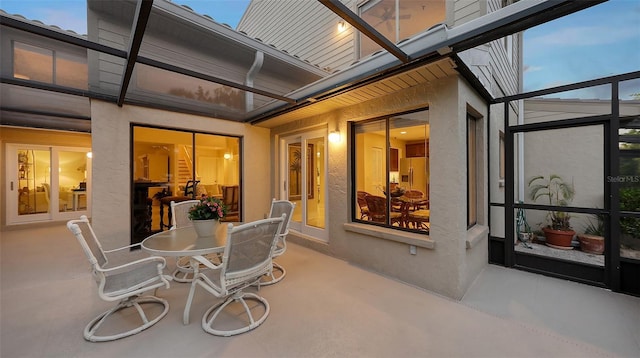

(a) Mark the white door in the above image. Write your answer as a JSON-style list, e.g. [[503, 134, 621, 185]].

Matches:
[[6, 144, 91, 225], [281, 130, 328, 241]]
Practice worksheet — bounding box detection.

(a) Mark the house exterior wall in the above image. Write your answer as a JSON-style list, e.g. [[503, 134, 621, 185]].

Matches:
[[271, 75, 488, 299], [90, 101, 272, 251]]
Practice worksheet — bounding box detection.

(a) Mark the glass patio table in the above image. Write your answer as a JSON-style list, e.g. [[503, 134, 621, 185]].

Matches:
[[141, 222, 238, 257]]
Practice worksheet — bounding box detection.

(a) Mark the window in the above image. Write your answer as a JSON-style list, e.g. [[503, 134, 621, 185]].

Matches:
[[353, 109, 429, 232], [467, 114, 479, 227], [358, 0, 446, 58], [13, 41, 88, 89], [131, 126, 241, 243]]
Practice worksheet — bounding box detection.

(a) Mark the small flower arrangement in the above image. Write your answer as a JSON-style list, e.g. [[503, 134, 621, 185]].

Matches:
[[188, 195, 227, 221]]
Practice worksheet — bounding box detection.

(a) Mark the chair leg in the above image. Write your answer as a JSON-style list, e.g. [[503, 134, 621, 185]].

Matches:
[[201, 291, 270, 336], [84, 295, 169, 342], [257, 261, 286, 286]]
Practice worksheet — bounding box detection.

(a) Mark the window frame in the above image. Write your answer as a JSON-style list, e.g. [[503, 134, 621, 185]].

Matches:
[[351, 108, 430, 233]]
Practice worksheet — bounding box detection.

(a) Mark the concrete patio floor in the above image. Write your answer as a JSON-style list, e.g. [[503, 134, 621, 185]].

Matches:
[[1, 223, 638, 357]]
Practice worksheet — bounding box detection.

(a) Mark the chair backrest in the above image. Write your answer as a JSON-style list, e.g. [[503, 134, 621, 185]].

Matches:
[[365, 195, 387, 222], [184, 180, 200, 198], [268, 199, 295, 237], [404, 189, 424, 199], [221, 185, 239, 212], [220, 216, 285, 290], [356, 191, 369, 209], [67, 215, 108, 271], [170, 199, 200, 229]]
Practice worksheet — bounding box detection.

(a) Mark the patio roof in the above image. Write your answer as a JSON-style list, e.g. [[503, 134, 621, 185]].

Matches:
[[0, 0, 605, 130]]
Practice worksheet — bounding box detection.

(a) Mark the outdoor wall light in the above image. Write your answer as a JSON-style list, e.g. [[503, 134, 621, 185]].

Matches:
[[337, 21, 346, 33], [328, 130, 341, 143], [86, 152, 92, 158]]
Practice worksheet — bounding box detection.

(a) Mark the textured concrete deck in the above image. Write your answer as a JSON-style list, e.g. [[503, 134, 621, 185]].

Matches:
[[1, 223, 638, 357]]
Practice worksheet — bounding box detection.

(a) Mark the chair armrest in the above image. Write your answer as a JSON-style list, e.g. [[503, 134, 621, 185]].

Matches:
[[96, 256, 167, 276], [191, 255, 222, 271], [103, 243, 141, 254]]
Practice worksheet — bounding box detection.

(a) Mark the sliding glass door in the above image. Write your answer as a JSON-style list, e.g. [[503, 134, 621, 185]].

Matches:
[[6, 144, 91, 224], [282, 129, 327, 241]]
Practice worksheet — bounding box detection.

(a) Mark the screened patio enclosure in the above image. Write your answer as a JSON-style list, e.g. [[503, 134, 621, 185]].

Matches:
[[490, 73, 640, 295], [2, 0, 639, 296]]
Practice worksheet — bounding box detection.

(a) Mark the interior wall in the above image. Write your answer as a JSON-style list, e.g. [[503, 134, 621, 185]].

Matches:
[[90, 101, 271, 252]]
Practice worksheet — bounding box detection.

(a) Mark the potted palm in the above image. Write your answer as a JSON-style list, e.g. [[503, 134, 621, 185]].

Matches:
[[578, 214, 605, 255], [528, 174, 576, 249]]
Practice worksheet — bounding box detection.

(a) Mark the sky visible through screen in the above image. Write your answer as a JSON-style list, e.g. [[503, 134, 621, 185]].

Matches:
[[1, 0, 638, 98]]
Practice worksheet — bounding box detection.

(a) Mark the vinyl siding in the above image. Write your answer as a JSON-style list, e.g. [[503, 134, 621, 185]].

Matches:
[[238, 0, 355, 73]]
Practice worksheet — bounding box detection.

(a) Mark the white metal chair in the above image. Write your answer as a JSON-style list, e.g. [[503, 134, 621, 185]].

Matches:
[[258, 198, 295, 285], [169, 199, 203, 282], [183, 215, 285, 336], [66, 215, 172, 342]]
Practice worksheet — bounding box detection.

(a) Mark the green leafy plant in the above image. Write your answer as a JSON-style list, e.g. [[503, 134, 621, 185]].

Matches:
[[583, 214, 605, 236], [188, 195, 227, 221], [620, 187, 640, 239], [528, 174, 575, 231]]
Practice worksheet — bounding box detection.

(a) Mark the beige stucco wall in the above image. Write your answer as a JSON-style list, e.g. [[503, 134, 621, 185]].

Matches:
[[90, 101, 271, 251], [272, 75, 488, 299]]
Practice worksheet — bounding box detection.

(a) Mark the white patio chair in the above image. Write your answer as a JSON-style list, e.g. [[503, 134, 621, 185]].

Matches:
[[183, 215, 285, 336], [169, 200, 204, 282], [258, 198, 295, 285], [66, 215, 172, 342]]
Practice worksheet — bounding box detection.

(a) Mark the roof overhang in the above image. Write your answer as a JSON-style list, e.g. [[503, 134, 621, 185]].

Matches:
[[249, 0, 605, 126]]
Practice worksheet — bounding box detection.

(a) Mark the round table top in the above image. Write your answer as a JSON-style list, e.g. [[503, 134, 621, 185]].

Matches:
[[141, 222, 236, 257]]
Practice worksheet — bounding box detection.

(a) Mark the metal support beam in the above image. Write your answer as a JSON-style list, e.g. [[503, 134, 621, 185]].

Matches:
[[318, 0, 409, 63], [118, 0, 154, 107]]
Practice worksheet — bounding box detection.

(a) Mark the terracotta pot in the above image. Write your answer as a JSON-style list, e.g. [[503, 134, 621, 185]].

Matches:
[[542, 227, 575, 249], [578, 234, 604, 255]]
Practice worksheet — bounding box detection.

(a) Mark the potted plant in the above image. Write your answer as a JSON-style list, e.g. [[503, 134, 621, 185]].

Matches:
[[188, 195, 228, 237], [578, 214, 605, 255], [528, 174, 576, 249]]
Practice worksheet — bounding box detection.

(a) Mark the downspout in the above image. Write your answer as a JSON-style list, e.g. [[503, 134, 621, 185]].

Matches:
[[245, 51, 264, 111]]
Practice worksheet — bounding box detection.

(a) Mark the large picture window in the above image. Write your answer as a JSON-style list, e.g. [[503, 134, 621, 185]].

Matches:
[[131, 126, 241, 244], [353, 109, 430, 233]]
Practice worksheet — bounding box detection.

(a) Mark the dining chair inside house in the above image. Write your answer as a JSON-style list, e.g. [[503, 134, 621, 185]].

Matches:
[[258, 198, 296, 285], [365, 195, 406, 227], [159, 180, 200, 230], [66, 215, 172, 342], [356, 191, 370, 220], [183, 215, 286, 336], [403, 189, 429, 210], [169, 199, 202, 282], [221, 185, 239, 222], [408, 209, 431, 232]]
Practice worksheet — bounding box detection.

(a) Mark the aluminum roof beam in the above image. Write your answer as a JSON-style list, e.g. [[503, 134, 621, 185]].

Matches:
[[318, 0, 410, 64], [118, 0, 153, 107]]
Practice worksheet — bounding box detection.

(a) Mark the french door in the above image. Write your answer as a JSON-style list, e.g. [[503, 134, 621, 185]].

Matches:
[[6, 144, 91, 225], [281, 130, 328, 241]]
